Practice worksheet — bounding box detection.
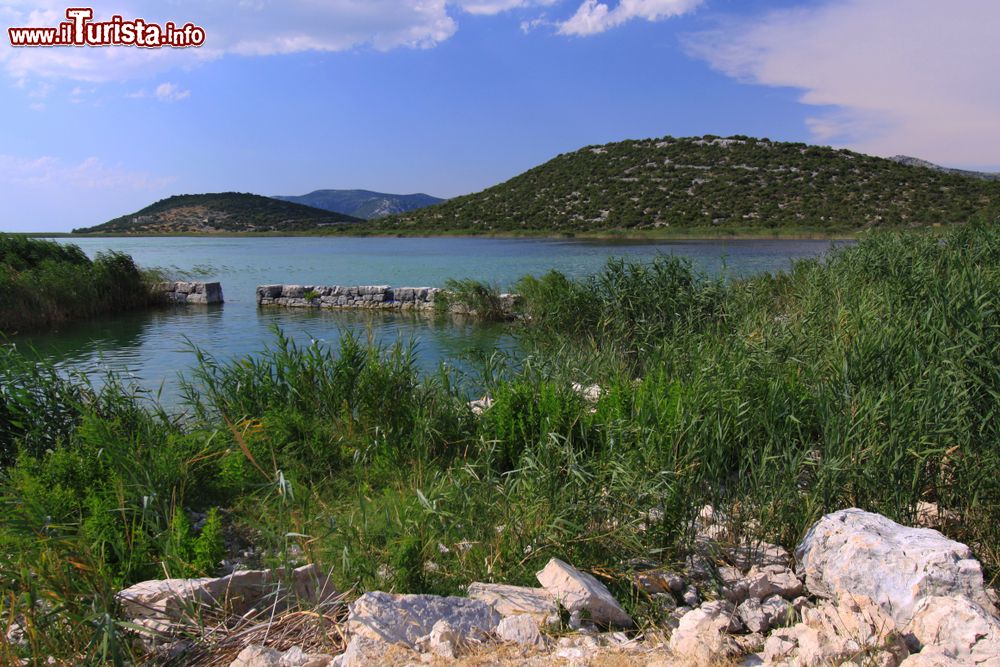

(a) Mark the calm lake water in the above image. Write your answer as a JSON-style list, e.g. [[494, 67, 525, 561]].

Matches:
[[15, 236, 846, 407]]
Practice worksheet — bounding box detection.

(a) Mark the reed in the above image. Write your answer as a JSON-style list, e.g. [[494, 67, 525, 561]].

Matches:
[[1, 223, 998, 661], [0, 234, 163, 333]]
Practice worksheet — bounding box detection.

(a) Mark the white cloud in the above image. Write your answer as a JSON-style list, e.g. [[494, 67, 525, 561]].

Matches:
[[684, 0, 1000, 167], [456, 0, 555, 16], [520, 17, 549, 33], [154, 82, 190, 101], [0, 154, 174, 190], [558, 0, 703, 36]]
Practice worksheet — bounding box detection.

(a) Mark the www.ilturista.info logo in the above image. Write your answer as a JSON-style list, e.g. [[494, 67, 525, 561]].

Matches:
[[8, 8, 205, 47]]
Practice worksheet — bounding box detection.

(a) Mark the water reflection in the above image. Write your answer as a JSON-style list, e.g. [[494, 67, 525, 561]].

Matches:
[[11, 303, 515, 408]]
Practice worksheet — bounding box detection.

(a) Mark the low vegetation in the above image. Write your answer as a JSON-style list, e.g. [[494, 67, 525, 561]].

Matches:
[[375, 135, 1000, 234], [73, 193, 361, 234], [435, 278, 511, 321], [0, 234, 163, 332], [1, 223, 998, 663]]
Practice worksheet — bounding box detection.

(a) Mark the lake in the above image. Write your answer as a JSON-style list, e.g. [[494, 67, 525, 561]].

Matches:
[[15, 236, 846, 406]]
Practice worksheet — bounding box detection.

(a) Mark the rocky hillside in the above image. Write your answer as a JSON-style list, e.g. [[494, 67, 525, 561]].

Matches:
[[73, 193, 361, 234], [889, 155, 1000, 181], [375, 136, 1000, 233], [274, 189, 444, 219]]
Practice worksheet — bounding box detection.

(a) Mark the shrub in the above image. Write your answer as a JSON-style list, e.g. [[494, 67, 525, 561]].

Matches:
[[193, 508, 225, 575]]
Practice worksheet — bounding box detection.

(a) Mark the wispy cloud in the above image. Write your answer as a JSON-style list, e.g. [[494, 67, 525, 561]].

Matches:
[[683, 0, 1000, 167], [557, 0, 703, 36], [0, 155, 174, 190], [457, 0, 557, 16], [154, 82, 190, 102], [69, 85, 96, 103]]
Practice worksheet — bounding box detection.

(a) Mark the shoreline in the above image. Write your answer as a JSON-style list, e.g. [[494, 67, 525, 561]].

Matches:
[[22, 228, 862, 241]]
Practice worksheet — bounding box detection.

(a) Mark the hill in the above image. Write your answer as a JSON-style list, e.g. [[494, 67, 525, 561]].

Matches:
[[273, 189, 444, 219], [373, 136, 1000, 234], [73, 193, 361, 234], [889, 155, 1000, 181]]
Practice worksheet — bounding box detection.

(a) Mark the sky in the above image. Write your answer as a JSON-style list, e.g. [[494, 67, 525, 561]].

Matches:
[[0, 0, 998, 232]]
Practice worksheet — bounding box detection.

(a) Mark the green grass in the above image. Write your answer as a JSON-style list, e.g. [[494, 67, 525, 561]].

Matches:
[[0, 234, 164, 333], [0, 222, 998, 663]]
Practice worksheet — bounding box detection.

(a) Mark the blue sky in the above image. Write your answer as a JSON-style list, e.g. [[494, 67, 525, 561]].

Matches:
[[1, 0, 997, 231]]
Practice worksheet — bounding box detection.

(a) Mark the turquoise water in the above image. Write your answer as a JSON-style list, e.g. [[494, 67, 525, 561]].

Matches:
[[14, 236, 845, 406]]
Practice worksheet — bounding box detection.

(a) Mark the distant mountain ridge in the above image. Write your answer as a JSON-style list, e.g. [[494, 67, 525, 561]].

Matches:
[[374, 136, 1000, 233], [889, 155, 1000, 181], [73, 193, 361, 234], [273, 189, 444, 219]]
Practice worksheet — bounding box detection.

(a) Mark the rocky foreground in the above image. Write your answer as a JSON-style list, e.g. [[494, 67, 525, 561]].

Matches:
[[111, 508, 999, 666]]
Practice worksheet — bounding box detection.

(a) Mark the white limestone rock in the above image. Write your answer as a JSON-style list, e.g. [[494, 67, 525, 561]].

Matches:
[[277, 646, 333, 667], [668, 600, 743, 665], [346, 592, 500, 648], [737, 598, 770, 634], [229, 646, 282, 667], [420, 619, 461, 658], [898, 649, 967, 667], [718, 565, 749, 604], [681, 585, 700, 608], [737, 595, 796, 635], [795, 509, 994, 627], [762, 594, 909, 667], [334, 636, 399, 667], [745, 564, 804, 600], [117, 564, 336, 636], [228, 644, 332, 667], [466, 582, 558, 624], [906, 595, 1000, 666], [496, 614, 547, 648], [536, 558, 633, 628], [761, 594, 796, 628]]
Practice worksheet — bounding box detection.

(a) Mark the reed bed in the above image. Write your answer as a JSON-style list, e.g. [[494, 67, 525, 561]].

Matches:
[[0, 234, 163, 333]]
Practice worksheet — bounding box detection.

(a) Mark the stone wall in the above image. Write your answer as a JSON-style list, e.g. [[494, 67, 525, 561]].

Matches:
[[256, 284, 441, 311], [155, 281, 224, 305]]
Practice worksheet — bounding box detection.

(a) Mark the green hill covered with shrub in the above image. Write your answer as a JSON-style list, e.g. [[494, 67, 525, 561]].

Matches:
[[74, 192, 361, 234], [375, 136, 1000, 234]]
